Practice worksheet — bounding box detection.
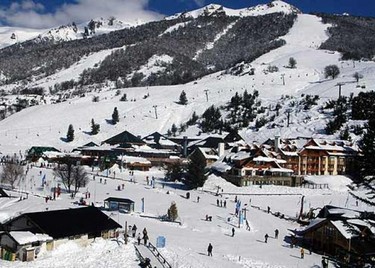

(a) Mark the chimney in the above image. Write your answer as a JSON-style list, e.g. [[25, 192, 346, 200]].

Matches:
[[218, 142, 225, 157], [183, 136, 188, 157], [274, 135, 280, 153]]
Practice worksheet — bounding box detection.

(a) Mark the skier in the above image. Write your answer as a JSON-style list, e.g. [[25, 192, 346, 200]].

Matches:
[[267, 206, 270, 214], [207, 243, 213, 256], [142, 228, 148, 245], [246, 220, 251, 231], [274, 229, 279, 239], [197, 196, 200, 203], [137, 233, 141, 245], [217, 199, 219, 206], [234, 195, 237, 203], [231, 227, 235, 237], [264, 233, 269, 243], [220, 200, 223, 207], [223, 200, 226, 208], [132, 224, 137, 238], [300, 248, 305, 259]]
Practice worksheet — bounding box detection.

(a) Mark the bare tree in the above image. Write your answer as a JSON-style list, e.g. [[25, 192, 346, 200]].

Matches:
[[53, 157, 75, 193], [72, 165, 89, 195], [1, 162, 24, 189], [324, 65, 340, 79]]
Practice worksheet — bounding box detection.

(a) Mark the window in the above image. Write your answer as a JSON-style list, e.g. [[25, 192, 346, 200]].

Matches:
[[325, 226, 335, 237]]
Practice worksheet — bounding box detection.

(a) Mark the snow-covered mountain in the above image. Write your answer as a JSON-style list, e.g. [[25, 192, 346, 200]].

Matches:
[[0, 26, 45, 49], [166, 0, 300, 20], [0, 17, 133, 49]]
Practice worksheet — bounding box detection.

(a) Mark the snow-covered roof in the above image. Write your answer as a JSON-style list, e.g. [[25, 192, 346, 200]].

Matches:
[[133, 145, 174, 154], [118, 155, 151, 165], [9, 231, 52, 245], [253, 156, 286, 164], [211, 160, 232, 173], [268, 168, 293, 173], [331, 220, 359, 239], [198, 147, 219, 160]]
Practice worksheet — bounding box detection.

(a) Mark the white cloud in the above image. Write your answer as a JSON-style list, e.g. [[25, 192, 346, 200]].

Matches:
[[0, 0, 163, 29], [193, 0, 206, 7]]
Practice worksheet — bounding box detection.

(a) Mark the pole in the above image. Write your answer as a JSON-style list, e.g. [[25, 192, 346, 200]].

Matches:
[[281, 74, 285, 86], [153, 105, 158, 119], [125, 221, 128, 245], [337, 83, 342, 99], [204, 90, 209, 102]]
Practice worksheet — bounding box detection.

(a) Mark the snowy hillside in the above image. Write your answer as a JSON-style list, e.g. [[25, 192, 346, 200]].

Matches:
[[0, 26, 45, 49], [1, 12, 375, 154], [35, 17, 133, 43]]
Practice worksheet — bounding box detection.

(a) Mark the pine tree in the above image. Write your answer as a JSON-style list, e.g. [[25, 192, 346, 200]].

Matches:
[[288, 57, 297, 68], [351, 118, 375, 206], [171, 123, 178, 136], [179, 90, 188, 105], [185, 154, 206, 189], [167, 202, 178, 221], [91, 119, 100, 135], [66, 124, 74, 142], [112, 107, 119, 124]]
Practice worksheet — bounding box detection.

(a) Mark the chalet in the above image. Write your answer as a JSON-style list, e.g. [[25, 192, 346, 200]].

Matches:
[[187, 135, 227, 155], [142, 132, 182, 151], [189, 147, 219, 168], [0, 231, 53, 261], [104, 197, 135, 213], [1, 206, 121, 257], [102, 130, 145, 147], [27, 146, 60, 161], [294, 206, 375, 264], [263, 137, 360, 176], [298, 139, 359, 175], [118, 155, 152, 171]]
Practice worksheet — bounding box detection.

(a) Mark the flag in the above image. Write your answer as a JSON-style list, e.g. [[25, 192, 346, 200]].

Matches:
[[41, 174, 46, 186]]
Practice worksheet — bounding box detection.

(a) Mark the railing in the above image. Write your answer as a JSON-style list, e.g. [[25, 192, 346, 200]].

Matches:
[[147, 242, 172, 268], [134, 245, 152, 268]]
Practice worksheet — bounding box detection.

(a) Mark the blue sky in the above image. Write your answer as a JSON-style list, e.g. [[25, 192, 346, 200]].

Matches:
[[0, 0, 374, 29]]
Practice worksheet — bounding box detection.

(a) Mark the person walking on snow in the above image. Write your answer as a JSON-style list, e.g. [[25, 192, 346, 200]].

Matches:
[[274, 229, 279, 239], [300, 248, 305, 259], [231, 227, 235, 237], [207, 243, 213, 256], [132, 224, 137, 238], [137, 233, 141, 245], [142, 228, 148, 245], [264, 233, 269, 243]]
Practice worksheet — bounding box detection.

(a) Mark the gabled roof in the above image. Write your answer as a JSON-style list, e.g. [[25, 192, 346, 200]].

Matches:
[[102, 131, 145, 146], [0, 188, 9, 198], [5, 206, 121, 239], [82, 142, 99, 147], [28, 146, 60, 155], [104, 197, 135, 203], [188, 136, 225, 149], [143, 132, 179, 146]]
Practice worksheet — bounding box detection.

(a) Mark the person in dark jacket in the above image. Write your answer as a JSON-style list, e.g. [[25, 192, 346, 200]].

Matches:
[[207, 243, 213, 256]]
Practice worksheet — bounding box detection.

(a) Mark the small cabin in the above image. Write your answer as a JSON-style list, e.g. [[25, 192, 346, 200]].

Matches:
[[104, 197, 135, 213]]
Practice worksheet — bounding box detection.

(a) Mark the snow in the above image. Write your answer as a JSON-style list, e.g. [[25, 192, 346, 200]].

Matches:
[[0, 4, 375, 267], [167, 1, 299, 20], [0, 164, 372, 268], [304, 175, 353, 192], [0, 26, 45, 49], [253, 156, 286, 164], [9, 231, 52, 245]]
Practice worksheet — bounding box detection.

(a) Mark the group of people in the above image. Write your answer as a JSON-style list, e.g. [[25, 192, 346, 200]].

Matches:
[[264, 229, 279, 243], [216, 199, 226, 208], [130, 225, 149, 246]]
